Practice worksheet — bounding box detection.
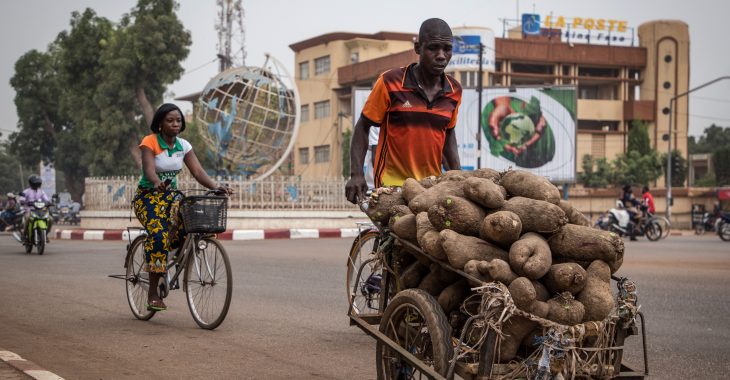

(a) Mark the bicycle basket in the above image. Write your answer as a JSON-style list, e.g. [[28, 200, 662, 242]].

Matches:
[[180, 196, 228, 233]]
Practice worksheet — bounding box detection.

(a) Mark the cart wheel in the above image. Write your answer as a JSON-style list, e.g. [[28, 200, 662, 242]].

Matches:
[[346, 229, 382, 315], [376, 289, 452, 379]]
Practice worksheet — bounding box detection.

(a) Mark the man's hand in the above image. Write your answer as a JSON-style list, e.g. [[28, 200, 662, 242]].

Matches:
[[488, 97, 513, 140], [345, 175, 368, 205]]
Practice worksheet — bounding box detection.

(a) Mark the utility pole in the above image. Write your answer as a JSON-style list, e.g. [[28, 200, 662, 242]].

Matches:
[[665, 75, 730, 221], [477, 43, 484, 169]]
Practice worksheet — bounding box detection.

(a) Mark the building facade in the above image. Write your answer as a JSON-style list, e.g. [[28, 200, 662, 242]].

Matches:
[[289, 20, 690, 186]]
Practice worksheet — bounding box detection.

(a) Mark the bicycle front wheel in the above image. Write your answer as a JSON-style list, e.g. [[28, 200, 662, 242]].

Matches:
[[184, 237, 232, 330], [125, 235, 156, 320], [346, 229, 382, 316]]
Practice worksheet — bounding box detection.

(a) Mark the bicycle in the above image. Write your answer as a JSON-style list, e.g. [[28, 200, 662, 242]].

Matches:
[[123, 188, 232, 330]]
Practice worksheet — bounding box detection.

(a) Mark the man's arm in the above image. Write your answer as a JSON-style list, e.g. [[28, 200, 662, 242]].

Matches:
[[345, 116, 373, 204], [442, 128, 460, 171]]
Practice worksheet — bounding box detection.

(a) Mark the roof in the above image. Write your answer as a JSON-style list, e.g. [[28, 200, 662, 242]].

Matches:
[[289, 31, 415, 52]]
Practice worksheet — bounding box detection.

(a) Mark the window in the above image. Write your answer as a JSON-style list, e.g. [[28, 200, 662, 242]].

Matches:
[[314, 55, 330, 75], [314, 100, 330, 119], [350, 52, 359, 64], [298, 147, 309, 164], [459, 71, 479, 89], [591, 134, 606, 159], [314, 145, 330, 163], [299, 61, 309, 80], [300, 104, 309, 122]]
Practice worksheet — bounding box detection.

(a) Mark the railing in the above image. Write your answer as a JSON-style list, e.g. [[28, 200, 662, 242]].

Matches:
[[84, 176, 357, 211]]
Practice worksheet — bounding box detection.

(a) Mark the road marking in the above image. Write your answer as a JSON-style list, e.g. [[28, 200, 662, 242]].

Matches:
[[83, 230, 105, 240], [232, 230, 265, 240], [0, 349, 64, 380], [290, 229, 319, 239]]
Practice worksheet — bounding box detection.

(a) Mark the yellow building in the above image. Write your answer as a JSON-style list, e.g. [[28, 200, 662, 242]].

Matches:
[[289, 20, 690, 186]]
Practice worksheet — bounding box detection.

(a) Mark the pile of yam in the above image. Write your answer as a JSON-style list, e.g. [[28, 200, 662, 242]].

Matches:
[[364, 169, 624, 362]]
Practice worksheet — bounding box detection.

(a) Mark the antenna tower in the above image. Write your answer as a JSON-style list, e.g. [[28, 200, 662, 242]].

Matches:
[[216, 0, 246, 72]]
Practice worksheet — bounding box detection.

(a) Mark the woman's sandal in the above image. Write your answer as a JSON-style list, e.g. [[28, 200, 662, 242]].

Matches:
[[146, 299, 167, 311]]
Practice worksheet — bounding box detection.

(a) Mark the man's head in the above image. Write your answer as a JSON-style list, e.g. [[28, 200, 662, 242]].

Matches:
[[622, 184, 632, 193], [414, 18, 453, 77], [642, 186, 649, 194]]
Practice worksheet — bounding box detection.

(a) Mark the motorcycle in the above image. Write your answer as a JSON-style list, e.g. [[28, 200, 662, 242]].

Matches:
[[694, 212, 720, 235], [594, 201, 662, 241], [16, 200, 53, 255], [717, 213, 730, 242]]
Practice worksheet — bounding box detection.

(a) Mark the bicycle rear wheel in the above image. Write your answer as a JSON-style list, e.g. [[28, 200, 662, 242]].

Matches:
[[645, 221, 662, 241], [125, 236, 156, 320], [184, 237, 232, 330]]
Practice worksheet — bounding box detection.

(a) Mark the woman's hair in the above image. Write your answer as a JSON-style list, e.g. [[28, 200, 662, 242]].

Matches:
[[150, 103, 186, 133]]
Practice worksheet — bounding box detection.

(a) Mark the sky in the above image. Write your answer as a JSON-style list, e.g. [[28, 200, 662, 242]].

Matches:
[[1, 0, 729, 141]]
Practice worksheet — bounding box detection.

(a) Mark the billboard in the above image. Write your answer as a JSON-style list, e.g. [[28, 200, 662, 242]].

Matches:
[[447, 27, 495, 71], [353, 86, 576, 184], [464, 87, 577, 182]]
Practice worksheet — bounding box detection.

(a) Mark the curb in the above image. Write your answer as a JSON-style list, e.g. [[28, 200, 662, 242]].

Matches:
[[0, 349, 64, 380], [50, 228, 363, 241]]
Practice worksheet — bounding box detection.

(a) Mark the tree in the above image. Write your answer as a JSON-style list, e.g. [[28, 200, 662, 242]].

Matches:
[[341, 129, 352, 178], [0, 143, 25, 194], [612, 150, 663, 187], [96, 0, 191, 168], [714, 146, 730, 186], [662, 149, 688, 187], [688, 124, 730, 154], [578, 154, 612, 188], [8, 49, 63, 169], [628, 120, 651, 156]]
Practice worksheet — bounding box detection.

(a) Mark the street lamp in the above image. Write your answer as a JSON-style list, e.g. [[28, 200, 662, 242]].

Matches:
[[665, 75, 730, 221], [477, 43, 484, 169]]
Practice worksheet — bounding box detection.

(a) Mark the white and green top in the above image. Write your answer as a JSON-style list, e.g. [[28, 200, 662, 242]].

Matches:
[[137, 133, 193, 189]]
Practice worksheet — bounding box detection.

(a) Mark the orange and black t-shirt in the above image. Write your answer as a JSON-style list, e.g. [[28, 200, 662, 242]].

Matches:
[[362, 63, 462, 187]]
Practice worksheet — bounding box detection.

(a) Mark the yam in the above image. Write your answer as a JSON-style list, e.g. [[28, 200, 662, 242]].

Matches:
[[559, 200, 591, 227], [499, 316, 537, 361], [544, 263, 587, 295], [416, 212, 447, 261], [428, 196, 485, 236], [548, 224, 624, 272], [501, 197, 567, 234], [532, 280, 550, 302], [417, 269, 448, 297], [577, 260, 614, 322], [509, 232, 552, 280], [547, 293, 585, 325], [508, 277, 536, 310], [463, 177, 506, 209], [464, 259, 492, 286], [438, 279, 471, 313], [438, 170, 472, 182], [409, 179, 465, 213], [500, 169, 561, 205], [480, 211, 522, 248], [440, 230, 509, 269], [399, 261, 430, 289], [477, 259, 517, 285], [402, 178, 426, 203], [432, 263, 461, 284], [366, 188, 406, 227], [388, 205, 413, 229], [419, 176, 439, 188], [470, 168, 501, 182], [392, 214, 417, 242]]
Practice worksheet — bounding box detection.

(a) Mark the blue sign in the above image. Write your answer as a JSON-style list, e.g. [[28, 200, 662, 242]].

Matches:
[[453, 35, 481, 54], [522, 13, 541, 35]]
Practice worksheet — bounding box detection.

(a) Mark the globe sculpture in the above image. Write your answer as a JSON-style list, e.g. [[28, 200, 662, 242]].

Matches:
[[195, 55, 300, 180]]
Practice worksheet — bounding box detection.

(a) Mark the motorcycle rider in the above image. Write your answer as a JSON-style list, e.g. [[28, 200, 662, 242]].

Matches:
[[621, 184, 640, 241], [20, 175, 52, 242], [641, 186, 656, 217], [1, 193, 19, 231]]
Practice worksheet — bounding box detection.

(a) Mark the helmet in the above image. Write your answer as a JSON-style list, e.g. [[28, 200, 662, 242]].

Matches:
[[6, 192, 15, 199], [28, 174, 42, 190], [616, 200, 625, 209]]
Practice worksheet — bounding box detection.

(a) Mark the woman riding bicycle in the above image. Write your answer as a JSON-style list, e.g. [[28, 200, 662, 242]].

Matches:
[[134, 103, 231, 312]]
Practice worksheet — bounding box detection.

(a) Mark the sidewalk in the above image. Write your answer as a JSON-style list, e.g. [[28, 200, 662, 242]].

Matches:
[[49, 227, 364, 241]]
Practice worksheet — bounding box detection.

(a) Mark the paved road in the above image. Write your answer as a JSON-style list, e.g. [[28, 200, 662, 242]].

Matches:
[[0, 233, 728, 379]]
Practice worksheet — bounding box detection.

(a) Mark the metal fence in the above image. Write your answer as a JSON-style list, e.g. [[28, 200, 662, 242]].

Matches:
[[84, 176, 357, 211]]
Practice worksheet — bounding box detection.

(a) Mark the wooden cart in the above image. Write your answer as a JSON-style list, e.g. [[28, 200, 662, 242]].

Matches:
[[348, 232, 648, 380]]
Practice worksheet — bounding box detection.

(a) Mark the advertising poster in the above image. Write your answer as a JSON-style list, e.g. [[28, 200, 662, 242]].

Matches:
[[448, 27, 495, 71], [353, 86, 576, 185]]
